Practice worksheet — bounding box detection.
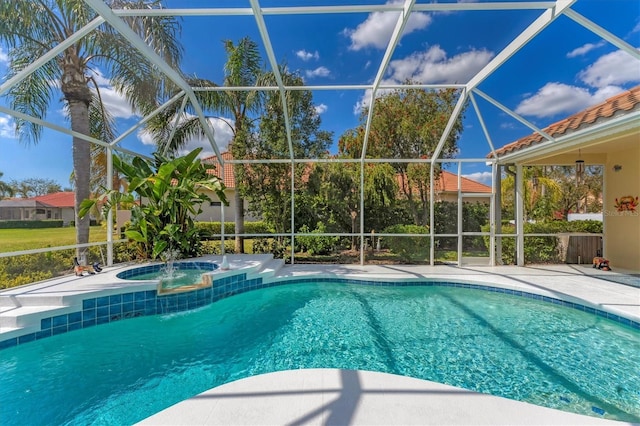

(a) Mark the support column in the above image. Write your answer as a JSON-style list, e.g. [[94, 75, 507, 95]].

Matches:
[[492, 163, 501, 266], [515, 164, 525, 266], [106, 145, 114, 266]]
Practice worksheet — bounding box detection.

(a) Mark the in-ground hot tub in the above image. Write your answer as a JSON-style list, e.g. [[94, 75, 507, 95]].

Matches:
[[116, 261, 219, 294]]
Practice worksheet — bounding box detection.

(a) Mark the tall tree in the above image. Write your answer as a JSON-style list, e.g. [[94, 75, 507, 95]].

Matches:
[[0, 172, 15, 200], [242, 68, 332, 238], [9, 178, 62, 197], [340, 85, 464, 225], [149, 37, 264, 253], [0, 0, 182, 262]]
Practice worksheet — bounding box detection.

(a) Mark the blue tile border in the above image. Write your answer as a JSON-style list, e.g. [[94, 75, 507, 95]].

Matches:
[[115, 261, 218, 280], [1, 273, 638, 350]]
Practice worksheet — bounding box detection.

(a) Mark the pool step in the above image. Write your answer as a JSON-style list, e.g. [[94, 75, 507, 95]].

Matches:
[[253, 258, 284, 279], [0, 293, 67, 308], [0, 305, 77, 329]]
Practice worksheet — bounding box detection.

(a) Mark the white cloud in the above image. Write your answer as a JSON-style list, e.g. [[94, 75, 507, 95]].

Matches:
[[315, 104, 328, 115], [353, 45, 493, 114], [578, 48, 640, 88], [0, 47, 8, 64], [516, 48, 640, 119], [346, 1, 432, 51], [305, 66, 331, 79], [296, 49, 319, 61], [0, 115, 16, 138], [514, 82, 624, 118], [463, 171, 492, 186], [386, 45, 493, 84], [566, 41, 605, 58], [96, 86, 136, 119], [138, 116, 234, 158]]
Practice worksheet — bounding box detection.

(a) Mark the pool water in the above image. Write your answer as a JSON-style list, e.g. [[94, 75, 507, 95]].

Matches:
[[131, 269, 207, 289], [1, 282, 638, 425]]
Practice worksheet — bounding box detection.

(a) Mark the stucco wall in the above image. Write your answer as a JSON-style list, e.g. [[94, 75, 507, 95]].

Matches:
[[194, 189, 260, 223], [604, 145, 640, 271]]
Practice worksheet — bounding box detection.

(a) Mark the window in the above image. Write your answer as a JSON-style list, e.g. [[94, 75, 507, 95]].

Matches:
[[209, 201, 222, 207]]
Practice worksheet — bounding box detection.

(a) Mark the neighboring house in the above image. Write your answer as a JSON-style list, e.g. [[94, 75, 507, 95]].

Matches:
[[200, 152, 259, 223], [200, 153, 491, 223], [0, 191, 75, 225], [491, 85, 639, 271], [397, 170, 491, 204]]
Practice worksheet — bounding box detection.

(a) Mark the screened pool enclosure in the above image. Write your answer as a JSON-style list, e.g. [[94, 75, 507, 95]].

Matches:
[[1, 0, 637, 269]]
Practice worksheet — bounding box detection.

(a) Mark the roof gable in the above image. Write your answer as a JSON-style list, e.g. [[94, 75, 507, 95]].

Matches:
[[202, 152, 235, 188]]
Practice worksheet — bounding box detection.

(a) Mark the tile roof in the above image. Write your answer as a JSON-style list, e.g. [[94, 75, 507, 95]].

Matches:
[[437, 170, 491, 193], [202, 152, 235, 188], [203, 153, 490, 193], [397, 170, 491, 194], [33, 191, 75, 208], [492, 85, 640, 157]]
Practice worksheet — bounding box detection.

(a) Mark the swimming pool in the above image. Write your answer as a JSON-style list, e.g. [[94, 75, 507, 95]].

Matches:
[[1, 280, 638, 424]]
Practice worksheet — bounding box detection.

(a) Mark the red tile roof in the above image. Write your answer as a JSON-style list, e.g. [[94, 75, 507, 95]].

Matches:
[[33, 191, 75, 208], [202, 152, 235, 188], [492, 85, 640, 157], [397, 170, 491, 194], [437, 170, 491, 193], [203, 153, 490, 193]]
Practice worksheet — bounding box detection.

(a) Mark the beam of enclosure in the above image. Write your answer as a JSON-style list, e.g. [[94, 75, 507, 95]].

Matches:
[[85, 0, 224, 164]]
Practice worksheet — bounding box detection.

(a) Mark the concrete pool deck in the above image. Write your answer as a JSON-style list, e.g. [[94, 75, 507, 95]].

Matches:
[[1, 255, 639, 424], [138, 369, 629, 425]]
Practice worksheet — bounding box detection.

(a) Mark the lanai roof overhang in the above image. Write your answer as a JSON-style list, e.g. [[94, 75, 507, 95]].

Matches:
[[490, 86, 640, 166]]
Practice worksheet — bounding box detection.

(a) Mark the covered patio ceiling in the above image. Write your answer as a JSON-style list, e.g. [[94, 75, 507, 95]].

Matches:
[[0, 0, 638, 168]]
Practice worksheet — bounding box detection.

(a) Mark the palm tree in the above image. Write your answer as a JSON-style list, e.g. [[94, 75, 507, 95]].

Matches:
[[0, 172, 15, 199], [0, 0, 182, 262], [149, 37, 264, 254]]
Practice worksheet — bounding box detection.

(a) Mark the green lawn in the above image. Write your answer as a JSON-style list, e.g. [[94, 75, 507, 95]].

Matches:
[[0, 226, 109, 253]]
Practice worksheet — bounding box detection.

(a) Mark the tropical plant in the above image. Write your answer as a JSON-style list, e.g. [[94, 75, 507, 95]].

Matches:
[[79, 148, 227, 260], [0, 172, 15, 199], [7, 178, 62, 197], [0, 0, 182, 261], [148, 37, 265, 254]]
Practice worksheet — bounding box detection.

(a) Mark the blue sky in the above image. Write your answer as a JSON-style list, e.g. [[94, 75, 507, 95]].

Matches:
[[1, 0, 639, 189]]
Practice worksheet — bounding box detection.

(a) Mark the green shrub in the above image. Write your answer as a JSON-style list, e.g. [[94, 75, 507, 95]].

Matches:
[[252, 238, 289, 260], [0, 242, 138, 290], [295, 222, 339, 255], [196, 221, 273, 239], [200, 240, 235, 255], [382, 224, 429, 263], [483, 220, 603, 265], [0, 220, 64, 229]]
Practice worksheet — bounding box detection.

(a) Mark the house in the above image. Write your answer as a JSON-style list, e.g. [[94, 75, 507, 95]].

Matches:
[[0, 191, 75, 225], [397, 170, 491, 204], [491, 85, 639, 271], [199, 152, 257, 223], [200, 153, 492, 223]]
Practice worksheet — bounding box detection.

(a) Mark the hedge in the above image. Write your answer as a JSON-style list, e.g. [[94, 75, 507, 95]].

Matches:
[[483, 220, 603, 265], [195, 221, 273, 238], [381, 224, 430, 263], [0, 220, 63, 229]]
